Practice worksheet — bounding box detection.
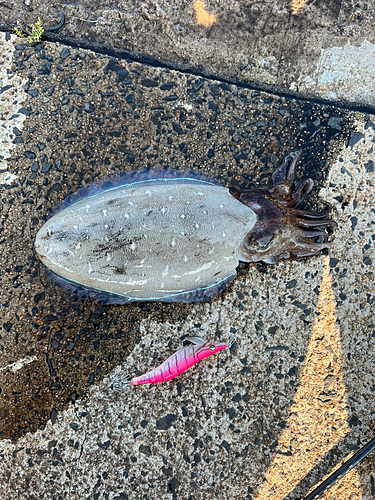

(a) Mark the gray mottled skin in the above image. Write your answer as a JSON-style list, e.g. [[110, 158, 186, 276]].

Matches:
[[35, 178, 256, 301]]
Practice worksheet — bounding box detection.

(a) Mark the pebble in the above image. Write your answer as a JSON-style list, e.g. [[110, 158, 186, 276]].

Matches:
[[60, 48, 71, 60]]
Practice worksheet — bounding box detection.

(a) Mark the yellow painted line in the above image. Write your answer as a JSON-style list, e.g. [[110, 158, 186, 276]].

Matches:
[[291, 0, 309, 15], [194, 0, 217, 27], [255, 256, 361, 499]]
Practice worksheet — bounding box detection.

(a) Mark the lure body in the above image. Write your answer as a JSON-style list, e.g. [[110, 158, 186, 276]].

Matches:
[[35, 152, 336, 303], [130, 340, 228, 385]]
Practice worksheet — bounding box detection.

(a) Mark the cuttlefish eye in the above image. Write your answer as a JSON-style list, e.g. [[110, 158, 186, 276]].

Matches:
[[210, 345, 216, 351]]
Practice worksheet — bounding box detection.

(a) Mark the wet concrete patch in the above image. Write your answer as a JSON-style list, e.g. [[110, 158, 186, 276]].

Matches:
[[0, 35, 349, 439], [0, 34, 374, 499]]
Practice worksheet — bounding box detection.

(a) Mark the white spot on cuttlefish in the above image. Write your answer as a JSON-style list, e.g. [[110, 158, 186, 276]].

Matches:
[[183, 261, 214, 275], [161, 265, 170, 278], [75, 242, 81, 250], [87, 262, 93, 273], [124, 279, 147, 285], [130, 242, 137, 251]]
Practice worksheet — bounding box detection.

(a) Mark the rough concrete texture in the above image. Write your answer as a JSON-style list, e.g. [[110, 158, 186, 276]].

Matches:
[[0, 33, 27, 185], [0, 33, 374, 499], [2, 0, 375, 108]]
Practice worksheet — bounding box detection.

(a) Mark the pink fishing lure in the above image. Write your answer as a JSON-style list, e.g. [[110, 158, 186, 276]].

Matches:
[[115, 337, 230, 387]]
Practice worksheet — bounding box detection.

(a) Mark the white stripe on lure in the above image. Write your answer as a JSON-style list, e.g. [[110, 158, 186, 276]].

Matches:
[[113, 337, 234, 387]]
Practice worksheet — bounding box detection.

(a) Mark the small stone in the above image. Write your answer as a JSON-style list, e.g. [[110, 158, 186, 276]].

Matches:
[[286, 279, 297, 289], [50, 409, 57, 425], [348, 132, 364, 148], [41, 163, 52, 173], [225, 408, 237, 420], [172, 122, 183, 135], [364, 160, 374, 173], [329, 257, 339, 268], [221, 440, 231, 453], [141, 79, 159, 88], [156, 413, 177, 430], [139, 444, 152, 456], [66, 341, 75, 351], [160, 82, 174, 90], [190, 78, 205, 92], [83, 102, 95, 113], [163, 94, 178, 102], [328, 116, 342, 130], [60, 48, 71, 59], [51, 339, 59, 349]]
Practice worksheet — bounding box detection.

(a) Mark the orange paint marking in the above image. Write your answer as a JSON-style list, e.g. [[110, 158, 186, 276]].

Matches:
[[194, 0, 217, 27], [291, 0, 309, 15], [255, 256, 361, 499]]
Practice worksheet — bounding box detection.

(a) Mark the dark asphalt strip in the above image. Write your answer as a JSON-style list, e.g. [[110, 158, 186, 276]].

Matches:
[[0, 18, 375, 115]]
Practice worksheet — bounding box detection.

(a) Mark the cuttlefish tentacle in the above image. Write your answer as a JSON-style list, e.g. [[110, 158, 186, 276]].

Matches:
[[233, 151, 336, 264]]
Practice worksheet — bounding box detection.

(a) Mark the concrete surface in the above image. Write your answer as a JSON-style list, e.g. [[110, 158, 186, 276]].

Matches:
[[1, 0, 375, 108], [0, 26, 374, 500]]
